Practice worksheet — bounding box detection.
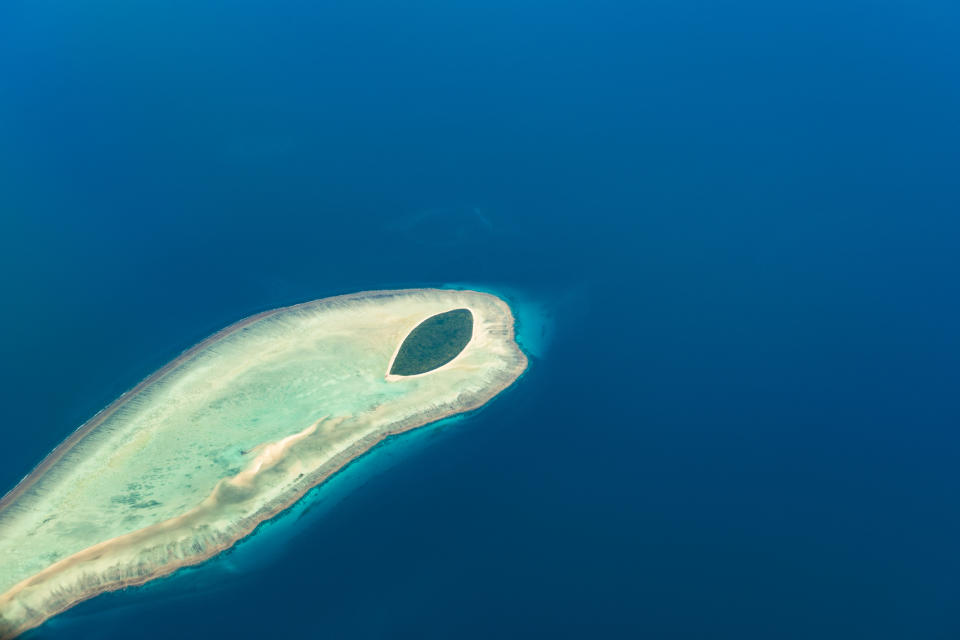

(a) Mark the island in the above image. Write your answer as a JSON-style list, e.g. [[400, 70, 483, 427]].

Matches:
[[390, 308, 474, 376], [0, 289, 527, 639]]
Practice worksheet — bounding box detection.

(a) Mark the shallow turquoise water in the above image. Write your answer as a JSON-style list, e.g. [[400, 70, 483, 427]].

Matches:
[[2, 0, 960, 636]]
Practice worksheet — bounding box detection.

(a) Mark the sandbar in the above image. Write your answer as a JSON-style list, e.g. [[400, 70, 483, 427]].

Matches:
[[0, 288, 527, 638]]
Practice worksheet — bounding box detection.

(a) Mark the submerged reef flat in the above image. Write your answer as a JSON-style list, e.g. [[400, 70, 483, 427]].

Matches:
[[0, 289, 527, 638]]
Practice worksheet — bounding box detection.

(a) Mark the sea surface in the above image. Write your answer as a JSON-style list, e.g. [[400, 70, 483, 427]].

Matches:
[[1, 0, 959, 637]]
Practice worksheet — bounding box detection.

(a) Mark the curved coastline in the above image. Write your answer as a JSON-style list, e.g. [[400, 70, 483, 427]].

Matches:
[[0, 288, 528, 639], [0, 289, 399, 515], [440, 281, 552, 358]]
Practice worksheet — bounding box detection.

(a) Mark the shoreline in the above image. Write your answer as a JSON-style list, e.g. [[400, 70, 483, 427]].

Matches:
[[3, 375, 521, 639], [0, 288, 528, 639], [0, 288, 463, 514]]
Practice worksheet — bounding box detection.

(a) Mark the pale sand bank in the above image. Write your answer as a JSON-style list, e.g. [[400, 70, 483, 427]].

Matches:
[[0, 289, 527, 639]]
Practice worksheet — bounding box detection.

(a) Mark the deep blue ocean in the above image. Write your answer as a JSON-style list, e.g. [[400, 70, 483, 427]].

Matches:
[[2, 0, 959, 637]]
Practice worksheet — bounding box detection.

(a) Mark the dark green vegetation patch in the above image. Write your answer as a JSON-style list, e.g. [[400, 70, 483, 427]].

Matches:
[[390, 308, 474, 376]]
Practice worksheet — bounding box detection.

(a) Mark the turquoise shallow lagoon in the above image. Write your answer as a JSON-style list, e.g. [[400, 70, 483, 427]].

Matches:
[[31, 285, 545, 632], [3, 0, 960, 637]]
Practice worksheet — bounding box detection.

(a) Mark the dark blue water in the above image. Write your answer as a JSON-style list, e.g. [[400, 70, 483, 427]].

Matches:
[[2, 0, 959, 637]]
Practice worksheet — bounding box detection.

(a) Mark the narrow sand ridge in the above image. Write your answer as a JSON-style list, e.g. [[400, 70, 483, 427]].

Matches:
[[0, 288, 527, 639]]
